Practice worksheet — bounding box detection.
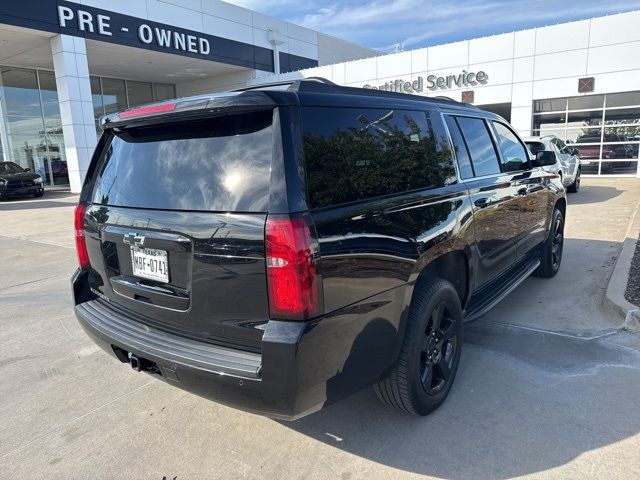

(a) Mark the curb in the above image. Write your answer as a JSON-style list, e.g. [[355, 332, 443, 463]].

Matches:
[[603, 198, 640, 331]]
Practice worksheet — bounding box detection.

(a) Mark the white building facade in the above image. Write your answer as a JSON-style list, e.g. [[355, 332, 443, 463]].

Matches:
[[260, 11, 640, 178], [0, 1, 375, 192]]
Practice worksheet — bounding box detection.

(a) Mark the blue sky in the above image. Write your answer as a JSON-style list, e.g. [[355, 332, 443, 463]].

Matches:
[[227, 0, 640, 52]]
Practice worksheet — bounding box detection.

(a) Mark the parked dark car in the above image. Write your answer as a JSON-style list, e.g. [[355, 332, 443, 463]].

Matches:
[[72, 79, 566, 419], [0, 161, 44, 199]]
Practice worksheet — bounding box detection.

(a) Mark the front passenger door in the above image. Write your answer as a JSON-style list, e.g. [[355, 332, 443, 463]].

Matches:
[[450, 116, 520, 288], [491, 122, 548, 261]]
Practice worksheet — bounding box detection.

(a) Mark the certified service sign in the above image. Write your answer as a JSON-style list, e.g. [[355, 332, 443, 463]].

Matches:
[[364, 70, 489, 93]]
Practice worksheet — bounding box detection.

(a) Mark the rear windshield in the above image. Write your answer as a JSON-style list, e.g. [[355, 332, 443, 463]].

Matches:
[[91, 111, 273, 212]]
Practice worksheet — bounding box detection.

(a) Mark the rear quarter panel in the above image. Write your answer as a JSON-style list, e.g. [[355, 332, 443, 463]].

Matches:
[[301, 183, 474, 404]]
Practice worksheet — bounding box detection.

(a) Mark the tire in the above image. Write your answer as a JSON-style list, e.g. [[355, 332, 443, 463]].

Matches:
[[374, 278, 463, 416], [567, 168, 580, 193], [533, 207, 564, 278], [33, 191, 44, 198]]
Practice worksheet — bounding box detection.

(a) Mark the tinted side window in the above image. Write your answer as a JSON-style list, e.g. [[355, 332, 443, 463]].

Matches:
[[553, 137, 569, 154], [301, 107, 457, 209], [492, 122, 529, 172], [525, 141, 546, 155], [456, 117, 501, 176], [444, 115, 474, 179]]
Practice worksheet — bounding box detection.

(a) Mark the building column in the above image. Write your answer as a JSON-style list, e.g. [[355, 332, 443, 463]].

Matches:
[[510, 82, 535, 137], [51, 34, 97, 193]]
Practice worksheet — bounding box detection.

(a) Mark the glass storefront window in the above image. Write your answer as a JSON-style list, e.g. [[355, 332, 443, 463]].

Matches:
[[600, 161, 638, 174], [568, 94, 604, 111], [533, 112, 566, 139], [39, 71, 68, 185], [102, 78, 127, 114], [1, 67, 46, 178], [0, 68, 175, 185], [127, 81, 153, 107], [153, 83, 176, 101], [532, 90, 640, 176], [566, 127, 600, 143], [38, 71, 60, 120], [533, 97, 566, 113], [604, 125, 640, 140], [1, 67, 41, 116], [567, 110, 603, 128], [604, 106, 640, 124], [90, 76, 104, 119], [606, 92, 640, 108]]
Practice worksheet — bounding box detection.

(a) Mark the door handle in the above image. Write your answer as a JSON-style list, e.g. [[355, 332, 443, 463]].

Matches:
[[474, 198, 489, 208]]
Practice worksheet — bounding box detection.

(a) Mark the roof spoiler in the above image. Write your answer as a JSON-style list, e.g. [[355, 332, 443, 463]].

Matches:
[[99, 91, 279, 129]]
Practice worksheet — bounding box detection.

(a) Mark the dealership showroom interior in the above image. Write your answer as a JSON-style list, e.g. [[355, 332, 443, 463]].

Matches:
[[2, 1, 640, 479]]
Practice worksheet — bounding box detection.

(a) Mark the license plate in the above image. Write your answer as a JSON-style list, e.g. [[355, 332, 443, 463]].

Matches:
[[131, 247, 169, 283], [581, 160, 591, 165]]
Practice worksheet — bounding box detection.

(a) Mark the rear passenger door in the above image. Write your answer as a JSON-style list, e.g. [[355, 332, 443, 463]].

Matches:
[[445, 115, 520, 288]]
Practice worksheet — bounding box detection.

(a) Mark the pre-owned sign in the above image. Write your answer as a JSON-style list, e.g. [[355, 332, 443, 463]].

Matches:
[[0, 0, 318, 73], [58, 6, 211, 56]]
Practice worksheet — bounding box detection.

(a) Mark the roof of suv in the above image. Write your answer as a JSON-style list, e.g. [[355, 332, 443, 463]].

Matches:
[[101, 78, 489, 129]]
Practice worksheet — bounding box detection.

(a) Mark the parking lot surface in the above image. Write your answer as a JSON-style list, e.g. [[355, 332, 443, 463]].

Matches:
[[1, 179, 640, 480]]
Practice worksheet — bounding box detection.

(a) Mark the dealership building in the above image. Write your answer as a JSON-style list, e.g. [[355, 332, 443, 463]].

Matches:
[[256, 10, 640, 179], [0, 4, 638, 193]]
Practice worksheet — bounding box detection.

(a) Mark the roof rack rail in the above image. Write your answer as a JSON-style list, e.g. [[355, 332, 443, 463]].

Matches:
[[232, 79, 297, 92], [303, 77, 336, 85], [233, 76, 336, 92], [434, 94, 479, 108]]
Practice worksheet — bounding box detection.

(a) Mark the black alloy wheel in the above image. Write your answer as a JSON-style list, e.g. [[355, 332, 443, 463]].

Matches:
[[551, 213, 564, 271], [374, 278, 463, 415], [534, 207, 564, 278], [420, 302, 458, 395]]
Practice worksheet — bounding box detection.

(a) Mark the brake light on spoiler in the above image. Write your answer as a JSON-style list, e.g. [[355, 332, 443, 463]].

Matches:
[[99, 91, 257, 128], [119, 102, 176, 119]]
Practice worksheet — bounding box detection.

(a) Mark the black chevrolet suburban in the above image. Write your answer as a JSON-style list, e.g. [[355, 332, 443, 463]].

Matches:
[[72, 79, 565, 419]]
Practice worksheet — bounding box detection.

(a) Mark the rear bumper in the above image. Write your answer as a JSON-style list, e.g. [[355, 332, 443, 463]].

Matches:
[[72, 270, 329, 420]]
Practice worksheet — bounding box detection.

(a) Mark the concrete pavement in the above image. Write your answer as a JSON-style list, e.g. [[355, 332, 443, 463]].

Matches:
[[1, 179, 640, 480]]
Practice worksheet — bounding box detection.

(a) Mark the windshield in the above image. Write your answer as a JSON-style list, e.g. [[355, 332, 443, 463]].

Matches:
[[0, 162, 25, 175], [92, 111, 274, 212]]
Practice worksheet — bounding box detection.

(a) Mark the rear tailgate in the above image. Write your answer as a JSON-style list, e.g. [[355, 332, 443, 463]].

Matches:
[[82, 110, 274, 352]]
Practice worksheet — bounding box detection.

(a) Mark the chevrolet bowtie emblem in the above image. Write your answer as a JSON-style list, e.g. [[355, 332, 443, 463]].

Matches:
[[123, 233, 145, 247]]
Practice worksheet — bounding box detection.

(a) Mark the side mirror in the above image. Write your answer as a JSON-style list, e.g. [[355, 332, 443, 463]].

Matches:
[[571, 148, 579, 156], [24, 168, 31, 172], [534, 150, 557, 167]]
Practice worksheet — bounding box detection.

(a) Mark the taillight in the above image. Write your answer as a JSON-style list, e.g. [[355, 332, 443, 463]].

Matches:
[[74, 203, 90, 270], [265, 214, 322, 320]]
